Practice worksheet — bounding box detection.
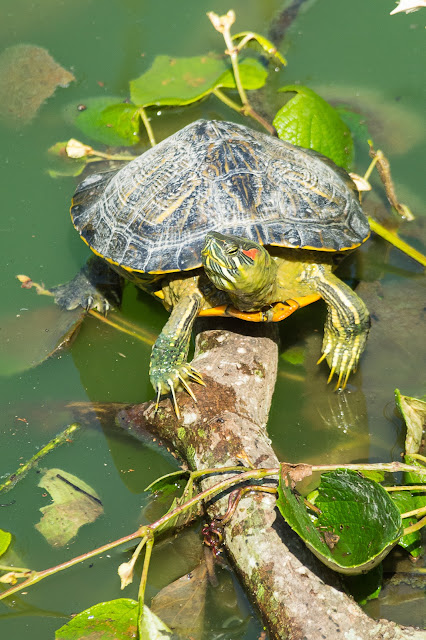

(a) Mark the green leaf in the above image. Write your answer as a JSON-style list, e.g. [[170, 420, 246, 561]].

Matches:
[[130, 55, 267, 107], [390, 491, 423, 558], [47, 141, 88, 178], [139, 604, 173, 639], [145, 470, 189, 495], [217, 57, 268, 91], [66, 97, 141, 146], [232, 31, 287, 66], [56, 598, 140, 639], [273, 85, 354, 170], [0, 529, 12, 557], [277, 468, 403, 574]]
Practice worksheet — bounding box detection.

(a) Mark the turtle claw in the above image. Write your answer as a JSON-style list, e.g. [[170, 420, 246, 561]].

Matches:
[[151, 363, 204, 418], [177, 373, 198, 402]]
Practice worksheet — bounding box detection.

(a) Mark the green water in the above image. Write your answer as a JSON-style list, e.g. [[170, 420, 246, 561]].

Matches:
[[0, 0, 425, 637]]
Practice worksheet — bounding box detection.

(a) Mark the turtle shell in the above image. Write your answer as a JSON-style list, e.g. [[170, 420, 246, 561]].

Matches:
[[71, 119, 369, 274]]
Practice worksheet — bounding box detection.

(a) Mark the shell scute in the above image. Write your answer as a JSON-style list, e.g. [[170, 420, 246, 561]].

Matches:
[[71, 119, 369, 273]]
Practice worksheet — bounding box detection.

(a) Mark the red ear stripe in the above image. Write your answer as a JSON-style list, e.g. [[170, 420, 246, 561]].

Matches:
[[242, 248, 258, 259]]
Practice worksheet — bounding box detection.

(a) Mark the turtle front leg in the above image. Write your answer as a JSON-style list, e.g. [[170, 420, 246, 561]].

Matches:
[[150, 293, 204, 417], [301, 264, 370, 389]]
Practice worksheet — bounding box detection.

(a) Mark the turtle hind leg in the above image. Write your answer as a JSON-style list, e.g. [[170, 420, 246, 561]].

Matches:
[[150, 293, 204, 418], [50, 256, 123, 313], [302, 264, 370, 389]]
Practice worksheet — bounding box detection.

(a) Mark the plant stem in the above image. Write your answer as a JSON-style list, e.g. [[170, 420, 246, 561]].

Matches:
[[213, 88, 275, 135], [368, 217, 426, 267], [400, 506, 426, 520], [384, 486, 426, 492], [0, 423, 81, 494], [0, 529, 143, 600], [138, 534, 154, 604], [90, 150, 137, 162], [213, 88, 244, 113], [403, 514, 426, 535], [88, 310, 155, 345], [139, 107, 156, 147], [2, 460, 425, 600]]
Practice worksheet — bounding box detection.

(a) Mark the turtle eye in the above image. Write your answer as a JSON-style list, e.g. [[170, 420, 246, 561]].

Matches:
[[225, 244, 239, 256]]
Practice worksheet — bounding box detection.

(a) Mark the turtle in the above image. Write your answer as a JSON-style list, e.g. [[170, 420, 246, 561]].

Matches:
[[52, 119, 371, 416]]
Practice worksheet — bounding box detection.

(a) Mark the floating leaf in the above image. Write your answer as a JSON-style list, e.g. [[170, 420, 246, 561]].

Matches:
[[278, 468, 403, 574], [66, 97, 141, 146], [0, 305, 84, 377], [55, 599, 166, 640], [130, 55, 267, 107], [0, 529, 12, 557], [273, 85, 354, 169], [151, 563, 207, 640], [232, 31, 287, 65], [48, 141, 88, 178], [0, 45, 74, 127], [35, 468, 103, 547], [216, 57, 268, 91]]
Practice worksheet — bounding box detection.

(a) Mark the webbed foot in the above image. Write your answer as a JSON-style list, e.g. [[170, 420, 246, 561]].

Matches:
[[318, 327, 369, 390], [50, 257, 122, 313], [150, 362, 205, 419]]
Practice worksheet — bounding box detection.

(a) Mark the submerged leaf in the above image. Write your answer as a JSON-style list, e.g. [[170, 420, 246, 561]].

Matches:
[[0, 305, 84, 377], [48, 141, 88, 178], [0, 529, 12, 557], [130, 55, 267, 107], [35, 468, 103, 547], [278, 468, 403, 574], [0, 44, 74, 127], [139, 604, 173, 639], [66, 97, 141, 146], [273, 85, 354, 169], [151, 563, 207, 639]]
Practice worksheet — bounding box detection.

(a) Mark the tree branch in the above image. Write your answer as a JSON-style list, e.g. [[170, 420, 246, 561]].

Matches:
[[116, 318, 423, 639]]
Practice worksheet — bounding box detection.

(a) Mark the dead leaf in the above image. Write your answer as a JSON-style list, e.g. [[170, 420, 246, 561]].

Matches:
[[151, 563, 208, 640], [280, 463, 313, 488], [35, 468, 103, 547], [396, 391, 426, 455]]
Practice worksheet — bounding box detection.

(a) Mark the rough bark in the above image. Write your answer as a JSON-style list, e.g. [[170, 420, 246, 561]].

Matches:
[[116, 318, 423, 640]]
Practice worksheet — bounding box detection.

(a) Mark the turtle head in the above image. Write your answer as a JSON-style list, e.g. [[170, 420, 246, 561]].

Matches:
[[201, 232, 276, 308]]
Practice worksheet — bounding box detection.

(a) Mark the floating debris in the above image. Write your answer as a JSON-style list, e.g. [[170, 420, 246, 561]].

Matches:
[[0, 44, 75, 126]]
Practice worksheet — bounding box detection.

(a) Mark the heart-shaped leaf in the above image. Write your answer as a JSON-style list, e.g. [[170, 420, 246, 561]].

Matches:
[[66, 97, 141, 146], [130, 55, 267, 107], [273, 85, 354, 169], [277, 468, 403, 574]]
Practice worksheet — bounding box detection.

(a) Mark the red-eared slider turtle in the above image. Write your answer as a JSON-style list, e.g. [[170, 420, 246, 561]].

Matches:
[[53, 119, 370, 416]]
